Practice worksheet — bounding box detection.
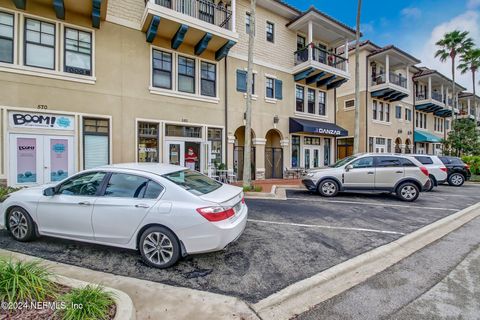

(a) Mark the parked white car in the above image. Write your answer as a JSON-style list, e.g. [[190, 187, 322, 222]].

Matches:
[[0, 164, 248, 269], [410, 154, 448, 191], [302, 154, 431, 202]]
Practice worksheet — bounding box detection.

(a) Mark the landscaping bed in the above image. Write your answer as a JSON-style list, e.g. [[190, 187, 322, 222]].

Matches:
[[0, 259, 116, 320]]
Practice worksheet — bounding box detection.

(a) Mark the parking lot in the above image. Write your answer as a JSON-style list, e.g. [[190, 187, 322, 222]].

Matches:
[[1, 184, 480, 303]]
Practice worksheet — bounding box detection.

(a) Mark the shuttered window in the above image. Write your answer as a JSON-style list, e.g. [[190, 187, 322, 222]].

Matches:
[[83, 118, 109, 170]]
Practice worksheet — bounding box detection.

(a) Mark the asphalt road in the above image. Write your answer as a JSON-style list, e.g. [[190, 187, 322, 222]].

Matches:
[[1, 184, 479, 303]]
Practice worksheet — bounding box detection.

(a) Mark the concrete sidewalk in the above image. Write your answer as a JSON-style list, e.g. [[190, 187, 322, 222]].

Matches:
[[0, 249, 259, 320]]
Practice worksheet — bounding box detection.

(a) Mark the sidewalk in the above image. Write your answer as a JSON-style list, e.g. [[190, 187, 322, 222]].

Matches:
[[234, 179, 302, 193]]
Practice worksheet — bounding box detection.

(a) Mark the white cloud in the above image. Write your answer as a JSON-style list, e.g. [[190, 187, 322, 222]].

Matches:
[[413, 11, 480, 93], [361, 22, 374, 34], [467, 0, 480, 9], [401, 7, 422, 19]]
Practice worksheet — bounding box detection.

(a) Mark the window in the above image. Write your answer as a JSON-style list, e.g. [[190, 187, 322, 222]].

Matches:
[[166, 124, 202, 138], [64, 28, 92, 76], [369, 137, 374, 152], [445, 120, 450, 130], [379, 102, 384, 121], [307, 88, 315, 114], [351, 157, 374, 168], [345, 100, 355, 109], [104, 173, 149, 198], [324, 138, 331, 166], [201, 61, 216, 97], [414, 156, 433, 165], [296, 85, 304, 112], [385, 104, 390, 122], [163, 169, 221, 196], [236, 70, 255, 94], [208, 128, 223, 167], [0, 12, 14, 64], [24, 18, 55, 69], [387, 139, 392, 153], [396, 106, 402, 119], [144, 181, 164, 199], [178, 56, 195, 93], [83, 118, 109, 170], [266, 77, 274, 98], [58, 172, 106, 196], [138, 122, 159, 163], [318, 91, 326, 116], [424, 114, 427, 129], [292, 135, 300, 168], [304, 137, 321, 145], [266, 21, 274, 42], [373, 101, 378, 120], [297, 35, 306, 51], [405, 109, 412, 121], [416, 111, 419, 127], [152, 50, 172, 89], [375, 156, 402, 167]]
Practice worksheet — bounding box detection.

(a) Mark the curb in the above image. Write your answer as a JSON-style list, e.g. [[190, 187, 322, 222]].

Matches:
[[251, 202, 480, 320], [244, 185, 303, 200], [0, 251, 136, 320]]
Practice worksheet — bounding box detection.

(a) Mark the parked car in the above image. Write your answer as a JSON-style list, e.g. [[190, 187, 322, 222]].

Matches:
[[410, 155, 448, 191], [438, 156, 472, 187], [302, 154, 431, 202], [0, 164, 248, 269]]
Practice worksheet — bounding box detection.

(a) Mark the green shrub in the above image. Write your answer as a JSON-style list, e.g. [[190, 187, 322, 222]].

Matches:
[[462, 156, 480, 175], [0, 187, 21, 202], [243, 185, 263, 192], [0, 258, 57, 303], [57, 285, 114, 320]]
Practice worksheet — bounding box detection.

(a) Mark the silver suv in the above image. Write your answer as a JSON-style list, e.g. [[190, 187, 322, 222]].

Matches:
[[302, 154, 431, 202]]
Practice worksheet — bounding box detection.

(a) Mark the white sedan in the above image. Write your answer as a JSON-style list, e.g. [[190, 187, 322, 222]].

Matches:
[[0, 163, 248, 269]]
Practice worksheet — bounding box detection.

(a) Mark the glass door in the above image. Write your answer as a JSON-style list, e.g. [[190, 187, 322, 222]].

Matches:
[[304, 148, 311, 169], [44, 136, 74, 183], [165, 141, 185, 166]]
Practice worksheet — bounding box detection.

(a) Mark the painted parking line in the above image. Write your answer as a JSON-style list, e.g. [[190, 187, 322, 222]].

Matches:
[[287, 197, 459, 211], [248, 219, 406, 235]]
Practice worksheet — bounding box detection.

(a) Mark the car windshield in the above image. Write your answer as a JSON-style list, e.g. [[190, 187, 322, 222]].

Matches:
[[330, 155, 358, 168], [163, 169, 222, 196]]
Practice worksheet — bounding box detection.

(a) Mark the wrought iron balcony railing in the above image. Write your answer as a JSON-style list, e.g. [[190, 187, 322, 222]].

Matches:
[[294, 44, 347, 72]]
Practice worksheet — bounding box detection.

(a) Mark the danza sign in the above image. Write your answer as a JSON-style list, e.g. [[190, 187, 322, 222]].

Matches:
[[9, 112, 74, 130]]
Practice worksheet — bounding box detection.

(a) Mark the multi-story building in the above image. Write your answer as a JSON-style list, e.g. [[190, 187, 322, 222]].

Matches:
[[336, 41, 420, 157], [458, 92, 480, 125], [0, 0, 356, 186], [412, 67, 464, 155]]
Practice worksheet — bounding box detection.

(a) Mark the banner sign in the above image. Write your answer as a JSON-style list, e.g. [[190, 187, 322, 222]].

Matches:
[[9, 112, 74, 130]]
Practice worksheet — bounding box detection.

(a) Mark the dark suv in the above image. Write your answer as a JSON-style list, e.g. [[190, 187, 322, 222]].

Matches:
[[438, 156, 471, 186]]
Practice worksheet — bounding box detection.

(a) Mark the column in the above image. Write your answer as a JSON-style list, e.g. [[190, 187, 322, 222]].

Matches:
[[280, 139, 289, 175], [385, 54, 390, 84], [307, 21, 313, 61], [253, 138, 266, 180], [227, 135, 235, 171], [231, 0, 236, 33], [428, 76, 432, 99], [446, 87, 450, 106]]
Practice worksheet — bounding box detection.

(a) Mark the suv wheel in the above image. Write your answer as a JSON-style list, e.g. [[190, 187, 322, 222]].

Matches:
[[448, 173, 465, 187], [7, 207, 36, 242], [318, 179, 339, 197], [426, 176, 435, 192], [396, 182, 419, 202], [139, 226, 180, 269]]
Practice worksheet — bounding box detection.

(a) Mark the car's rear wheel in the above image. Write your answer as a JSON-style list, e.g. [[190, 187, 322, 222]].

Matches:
[[396, 182, 419, 202], [448, 173, 465, 187], [139, 226, 180, 269], [318, 179, 339, 197], [426, 176, 435, 192], [7, 207, 36, 242]]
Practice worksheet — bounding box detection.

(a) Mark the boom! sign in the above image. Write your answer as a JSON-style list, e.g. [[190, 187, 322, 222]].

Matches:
[[9, 112, 74, 130]]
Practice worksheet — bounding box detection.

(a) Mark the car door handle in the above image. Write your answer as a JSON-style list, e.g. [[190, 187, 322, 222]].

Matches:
[[367, 172, 375, 175], [135, 204, 150, 209], [78, 201, 91, 206], [396, 171, 403, 173]]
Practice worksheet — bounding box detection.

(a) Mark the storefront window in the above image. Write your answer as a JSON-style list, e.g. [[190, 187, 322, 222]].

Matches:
[[208, 128, 223, 168], [83, 118, 109, 169], [291, 135, 300, 168], [324, 138, 331, 165], [165, 125, 202, 138], [138, 122, 159, 162], [304, 137, 321, 145]]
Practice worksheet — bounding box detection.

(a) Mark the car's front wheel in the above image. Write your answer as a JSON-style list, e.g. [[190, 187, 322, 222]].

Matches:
[[318, 179, 339, 197], [139, 226, 181, 269], [448, 173, 465, 187], [7, 207, 36, 242], [396, 182, 419, 202]]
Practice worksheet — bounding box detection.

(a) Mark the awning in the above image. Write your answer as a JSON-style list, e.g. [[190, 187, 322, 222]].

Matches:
[[414, 130, 442, 143], [289, 117, 348, 137]]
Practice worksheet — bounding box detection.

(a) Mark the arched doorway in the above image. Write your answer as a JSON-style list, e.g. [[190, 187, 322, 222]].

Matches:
[[405, 139, 412, 154], [265, 129, 283, 179], [234, 126, 256, 181], [395, 137, 402, 153]]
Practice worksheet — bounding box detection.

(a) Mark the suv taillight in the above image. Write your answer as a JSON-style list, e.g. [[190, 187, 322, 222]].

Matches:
[[440, 167, 448, 172], [196, 206, 235, 222], [465, 164, 470, 170], [420, 166, 429, 177]]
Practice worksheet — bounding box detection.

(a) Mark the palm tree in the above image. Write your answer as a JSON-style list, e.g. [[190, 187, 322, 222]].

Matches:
[[435, 30, 474, 121], [353, 0, 362, 154], [458, 48, 480, 123], [243, 0, 256, 188]]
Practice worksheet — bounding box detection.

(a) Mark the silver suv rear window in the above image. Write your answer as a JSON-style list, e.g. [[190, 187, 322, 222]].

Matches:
[[163, 169, 222, 196], [414, 156, 433, 165]]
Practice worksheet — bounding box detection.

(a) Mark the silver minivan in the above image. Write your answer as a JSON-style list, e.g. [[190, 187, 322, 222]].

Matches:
[[302, 154, 431, 202]]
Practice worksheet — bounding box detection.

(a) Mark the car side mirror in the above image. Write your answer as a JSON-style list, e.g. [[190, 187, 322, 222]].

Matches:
[[43, 187, 56, 197], [345, 164, 353, 172]]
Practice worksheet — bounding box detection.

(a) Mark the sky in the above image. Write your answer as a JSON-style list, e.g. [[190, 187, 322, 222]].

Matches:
[[285, 0, 480, 93]]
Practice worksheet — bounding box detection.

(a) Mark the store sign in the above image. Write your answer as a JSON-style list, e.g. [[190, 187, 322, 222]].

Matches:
[[9, 112, 74, 130], [315, 128, 342, 136]]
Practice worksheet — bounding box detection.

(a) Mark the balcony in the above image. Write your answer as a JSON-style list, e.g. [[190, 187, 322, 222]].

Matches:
[[293, 43, 350, 90], [415, 91, 452, 117], [141, 0, 238, 60]]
